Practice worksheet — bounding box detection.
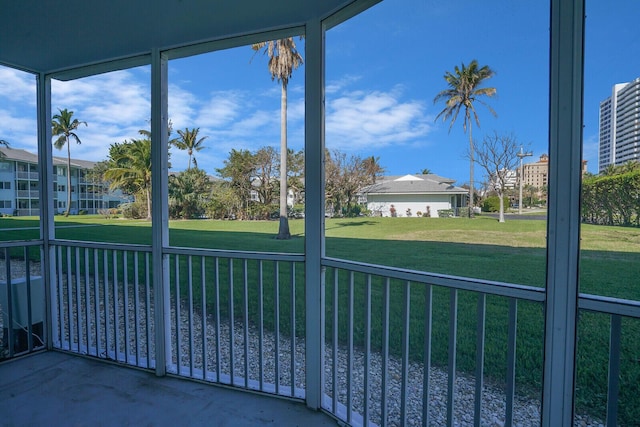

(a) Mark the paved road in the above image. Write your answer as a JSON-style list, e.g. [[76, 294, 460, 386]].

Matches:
[[481, 211, 547, 221]]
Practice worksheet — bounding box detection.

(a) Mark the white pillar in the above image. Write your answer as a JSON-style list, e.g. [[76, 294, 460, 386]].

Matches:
[[151, 48, 171, 376], [542, 0, 584, 424], [304, 17, 326, 410], [36, 72, 56, 349]]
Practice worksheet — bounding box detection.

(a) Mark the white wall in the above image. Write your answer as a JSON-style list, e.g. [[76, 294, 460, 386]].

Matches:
[[367, 194, 457, 217]]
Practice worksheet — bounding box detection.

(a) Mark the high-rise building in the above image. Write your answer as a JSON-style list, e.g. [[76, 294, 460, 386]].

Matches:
[[598, 78, 640, 173]]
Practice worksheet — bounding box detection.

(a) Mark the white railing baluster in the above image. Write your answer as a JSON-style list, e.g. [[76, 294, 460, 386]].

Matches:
[[66, 246, 73, 351], [347, 270, 354, 425], [103, 250, 109, 356], [332, 268, 339, 415], [447, 288, 458, 426], [228, 258, 235, 386], [381, 277, 390, 426], [200, 256, 207, 381], [74, 247, 81, 352], [175, 254, 181, 374], [423, 284, 433, 427], [606, 314, 621, 427], [144, 252, 151, 369], [363, 274, 371, 426], [188, 255, 194, 378], [274, 260, 280, 395], [474, 293, 487, 427], [290, 262, 296, 396], [214, 257, 221, 381], [258, 260, 264, 390], [134, 252, 140, 366], [123, 250, 130, 364], [112, 250, 119, 361], [505, 298, 518, 426], [83, 248, 90, 355], [243, 259, 249, 388], [56, 245, 63, 348], [401, 281, 410, 427], [93, 249, 100, 358]]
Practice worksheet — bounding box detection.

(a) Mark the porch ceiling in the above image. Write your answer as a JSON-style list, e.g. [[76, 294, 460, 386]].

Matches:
[[0, 0, 360, 76]]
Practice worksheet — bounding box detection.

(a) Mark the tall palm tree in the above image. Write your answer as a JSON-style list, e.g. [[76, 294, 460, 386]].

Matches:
[[252, 37, 303, 239], [434, 60, 496, 217], [52, 108, 87, 216], [174, 128, 207, 169]]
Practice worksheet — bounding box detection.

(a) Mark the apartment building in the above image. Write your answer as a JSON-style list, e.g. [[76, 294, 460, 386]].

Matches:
[[0, 147, 129, 216], [599, 78, 640, 173]]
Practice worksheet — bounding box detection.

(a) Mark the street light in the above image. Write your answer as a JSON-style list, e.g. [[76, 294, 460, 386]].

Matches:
[[517, 146, 533, 215]]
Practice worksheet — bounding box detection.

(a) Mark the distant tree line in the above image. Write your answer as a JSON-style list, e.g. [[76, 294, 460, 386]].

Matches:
[[582, 162, 640, 227]]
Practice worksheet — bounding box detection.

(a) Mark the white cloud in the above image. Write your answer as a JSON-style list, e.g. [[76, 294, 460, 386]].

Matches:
[[326, 75, 362, 94], [195, 90, 244, 128], [326, 85, 431, 150], [0, 67, 36, 104]]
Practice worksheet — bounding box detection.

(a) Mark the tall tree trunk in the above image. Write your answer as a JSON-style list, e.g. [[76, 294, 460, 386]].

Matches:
[[468, 124, 474, 218], [146, 187, 152, 220], [277, 81, 291, 239], [66, 137, 71, 217], [498, 190, 505, 223]]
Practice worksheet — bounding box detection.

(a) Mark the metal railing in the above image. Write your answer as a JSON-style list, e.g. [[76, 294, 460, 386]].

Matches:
[[0, 241, 45, 360], [321, 257, 547, 427], [7, 237, 637, 426], [51, 240, 155, 369], [16, 190, 39, 198], [165, 246, 306, 399], [319, 258, 640, 427], [16, 171, 39, 180]]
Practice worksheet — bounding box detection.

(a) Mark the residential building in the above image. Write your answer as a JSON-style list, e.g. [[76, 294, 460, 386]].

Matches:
[[0, 147, 129, 216], [599, 78, 640, 173], [520, 154, 586, 197], [362, 173, 468, 217], [522, 154, 549, 189], [489, 169, 517, 191]]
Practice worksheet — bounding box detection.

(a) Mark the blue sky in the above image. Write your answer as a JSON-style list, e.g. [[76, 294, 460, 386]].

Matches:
[[1, 0, 639, 186]]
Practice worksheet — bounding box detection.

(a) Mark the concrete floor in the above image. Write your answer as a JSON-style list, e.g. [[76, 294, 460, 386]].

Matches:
[[0, 351, 338, 427]]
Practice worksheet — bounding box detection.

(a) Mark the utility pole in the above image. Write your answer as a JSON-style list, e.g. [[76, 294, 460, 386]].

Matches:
[[517, 146, 533, 215]]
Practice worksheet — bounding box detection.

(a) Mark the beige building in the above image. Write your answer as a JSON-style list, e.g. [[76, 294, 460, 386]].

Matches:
[[520, 154, 587, 196], [522, 154, 550, 189]]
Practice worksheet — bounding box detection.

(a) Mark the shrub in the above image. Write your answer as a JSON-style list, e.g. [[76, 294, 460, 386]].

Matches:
[[482, 196, 510, 212], [390, 204, 397, 217], [438, 209, 454, 218], [416, 211, 422, 217]]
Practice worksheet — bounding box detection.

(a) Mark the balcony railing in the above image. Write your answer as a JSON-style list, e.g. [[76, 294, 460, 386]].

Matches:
[[16, 171, 39, 180], [16, 190, 39, 198], [2, 238, 639, 426]]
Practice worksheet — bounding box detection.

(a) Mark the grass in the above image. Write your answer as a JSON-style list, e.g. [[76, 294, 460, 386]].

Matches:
[[1, 214, 639, 422]]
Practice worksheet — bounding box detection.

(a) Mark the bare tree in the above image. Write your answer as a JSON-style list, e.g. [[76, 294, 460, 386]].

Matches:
[[472, 132, 526, 223]]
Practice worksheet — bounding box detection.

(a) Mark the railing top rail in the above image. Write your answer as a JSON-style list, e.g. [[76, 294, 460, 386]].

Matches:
[[165, 245, 305, 262], [0, 239, 44, 248], [52, 239, 152, 253], [323, 256, 546, 302], [579, 293, 640, 319]]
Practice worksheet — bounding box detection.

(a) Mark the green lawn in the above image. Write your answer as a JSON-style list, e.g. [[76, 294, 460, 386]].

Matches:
[[1, 214, 639, 422]]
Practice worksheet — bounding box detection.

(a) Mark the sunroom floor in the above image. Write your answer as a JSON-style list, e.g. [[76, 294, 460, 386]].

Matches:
[[0, 351, 337, 426]]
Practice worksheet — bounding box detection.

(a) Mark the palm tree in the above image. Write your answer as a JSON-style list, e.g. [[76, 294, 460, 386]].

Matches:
[[104, 138, 153, 220], [52, 108, 87, 216], [252, 38, 303, 239], [174, 128, 207, 169], [434, 60, 497, 217]]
